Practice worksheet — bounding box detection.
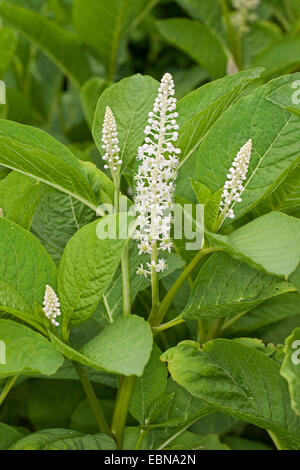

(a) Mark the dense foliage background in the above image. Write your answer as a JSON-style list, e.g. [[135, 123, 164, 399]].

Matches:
[[0, 0, 300, 451]]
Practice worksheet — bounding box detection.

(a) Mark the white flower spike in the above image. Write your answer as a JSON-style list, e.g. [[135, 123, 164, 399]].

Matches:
[[101, 107, 122, 175], [43, 285, 61, 327], [232, 0, 260, 33], [134, 73, 180, 277], [220, 139, 253, 220]]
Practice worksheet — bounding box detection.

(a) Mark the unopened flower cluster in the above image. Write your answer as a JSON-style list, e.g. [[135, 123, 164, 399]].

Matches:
[[43, 285, 61, 327], [102, 107, 122, 174], [220, 139, 252, 219], [134, 73, 180, 277], [232, 0, 260, 33]]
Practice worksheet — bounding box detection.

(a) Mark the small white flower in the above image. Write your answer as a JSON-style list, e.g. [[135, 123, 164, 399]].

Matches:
[[232, 0, 260, 33], [220, 139, 253, 220], [101, 107, 122, 175], [43, 285, 61, 327], [134, 73, 180, 277]]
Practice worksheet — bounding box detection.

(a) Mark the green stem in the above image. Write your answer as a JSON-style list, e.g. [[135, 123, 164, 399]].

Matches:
[[148, 242, 160, 324], [206, 318, 225, 342], [0, 374, 19, 407], [219, 0, 243, 70], [111, 375, 136, 449], [114, 183, 131, 317], [73, 361, 111, 436], [150, 247, 221, 327], [135, 429, 149, 450]]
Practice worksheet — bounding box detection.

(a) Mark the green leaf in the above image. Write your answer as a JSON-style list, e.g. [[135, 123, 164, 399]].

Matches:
[[0, 172, 45, 229], [73, 0, 158, 81], [45, 433, 116, 450], [223, 292, 300, 336], [156, 19, 227, 79], [291, 264, 300, 292], [0, 27, 17, 78], [0, 120, 99, 212], [0, 319, 63, 378], [208, 212, 300, 277], [174, 0, 224, 38], [9, 429, 82, 450], [281, 327, 300, 416], [50, 315, 153, 377], [267, 80, 300, 117], [31, 187, 95, 265], [0, 217, 57, 309], [162, 340, 300, 450], [130, 344, 168, 424], [196, 74, 300, 219], [81, 77, 110, 129], [58, 215, 129, 329], [0, 2, 92, 87], [0, 423, 23, 450], [250, 162, 300, 218], [182, 252, 294, 320], [253, 36, 300, 79], [93, 74, 159, 170]]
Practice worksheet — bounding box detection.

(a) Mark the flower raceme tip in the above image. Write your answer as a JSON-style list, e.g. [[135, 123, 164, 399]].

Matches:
[[43, 285, 61, 327], [134, 73, 180, 277], [220, 139, 253, 220], [101, 106, 122, 174]]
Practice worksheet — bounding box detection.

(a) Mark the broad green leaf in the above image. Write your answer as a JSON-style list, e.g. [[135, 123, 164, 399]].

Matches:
[[93, 74, 158, 170], [0, 280, 46, 333], [162, 340, 300, 450], [243, 21, 282, 68], [73, 0, 158, 81], [291, 264, 300, 292], [0, 172, 45, 230], [0, 122, 99, 213], [28, 379, 85, 430], [9, 429, 82, 450], [177, 68, 263, 168], [267, 81, 300, 117], [253, 36, 300, 79], [81, 77, 110, 129], [0, 423, 23, 450], [182, 252, 294, 320], [250, 162, 300, 218], [223, 435, 272, 450], [58, 215, 129, 329], [163, 432, 225, 450], [50, 315, 153, 377], [0, 217, 57, 308], [156, 19, 227, 79], [31, 187, 95, 265], [196, 75, 300, 219], [130, 344, 168, 424], [0, 319, 63, 378], [0, 27, 17, 78], [174, 0, 224, 38], [281, 328, 300, 415], [46, 433, 116, 450], [223, 292, 300, 336], [208, 212, 300, 277], [0, 2, 92, 87]]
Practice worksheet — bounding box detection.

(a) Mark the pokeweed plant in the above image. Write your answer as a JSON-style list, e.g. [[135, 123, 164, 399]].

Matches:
[[0, 0, 300, 453]]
